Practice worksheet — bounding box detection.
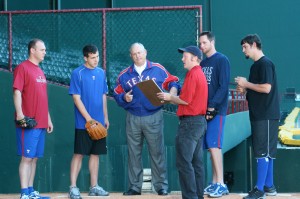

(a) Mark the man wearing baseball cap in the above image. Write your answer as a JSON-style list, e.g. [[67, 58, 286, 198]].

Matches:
[[157, 45, 208, 199]]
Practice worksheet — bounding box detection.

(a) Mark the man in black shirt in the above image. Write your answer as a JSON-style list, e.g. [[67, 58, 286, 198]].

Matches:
[[235, 34, 280, 199]]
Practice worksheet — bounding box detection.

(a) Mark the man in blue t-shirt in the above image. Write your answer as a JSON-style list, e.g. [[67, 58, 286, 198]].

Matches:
[[68, 45, 109, 199], [199, 31, 231, 198]]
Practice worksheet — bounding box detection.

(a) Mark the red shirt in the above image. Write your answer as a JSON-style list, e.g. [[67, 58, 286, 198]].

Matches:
[[13, 60, 49, 128], [177, 65, 208, 116]]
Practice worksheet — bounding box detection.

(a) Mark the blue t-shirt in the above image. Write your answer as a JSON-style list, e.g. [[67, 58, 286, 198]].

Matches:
[[69, 65, 108, 129], [201, 52, 230, 115]]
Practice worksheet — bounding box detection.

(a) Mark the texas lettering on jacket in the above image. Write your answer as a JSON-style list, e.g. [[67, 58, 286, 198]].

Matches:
[[125, 75, 157, 88]]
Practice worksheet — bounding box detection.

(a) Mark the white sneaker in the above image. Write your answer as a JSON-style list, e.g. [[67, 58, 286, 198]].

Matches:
[[88, 185, 109, 196], [29, 190, 50, 199], [20, 193, 29, 199], [69, 186, 82, 199]]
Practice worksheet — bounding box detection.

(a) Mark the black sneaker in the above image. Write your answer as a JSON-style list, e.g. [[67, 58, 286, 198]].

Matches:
[[243, 187, 265, 199], [264, 185, 277, 196]]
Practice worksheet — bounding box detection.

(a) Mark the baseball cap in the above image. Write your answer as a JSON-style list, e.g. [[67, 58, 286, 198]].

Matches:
[[178, 46, 202, 59]]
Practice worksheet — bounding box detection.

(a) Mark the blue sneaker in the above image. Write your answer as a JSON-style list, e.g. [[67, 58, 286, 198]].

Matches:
[[29, 191, 50, 199], [204, 183, 216, 195], [209, 183, 229, 198]]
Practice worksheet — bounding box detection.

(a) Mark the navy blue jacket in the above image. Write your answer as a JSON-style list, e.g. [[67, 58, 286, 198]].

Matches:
[[201, 52, 230, 115]]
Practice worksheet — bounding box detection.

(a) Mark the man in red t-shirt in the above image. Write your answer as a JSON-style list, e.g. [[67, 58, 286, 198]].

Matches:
[[157, 46, 208, 199], [13, 39, 53, 199]]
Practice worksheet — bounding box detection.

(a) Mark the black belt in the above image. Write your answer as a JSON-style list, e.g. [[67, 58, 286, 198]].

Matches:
[[179, 115, 204, 120]]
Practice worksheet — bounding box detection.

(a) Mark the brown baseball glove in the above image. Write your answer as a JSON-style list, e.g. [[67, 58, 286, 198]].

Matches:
[[85, 119, 107, 140]]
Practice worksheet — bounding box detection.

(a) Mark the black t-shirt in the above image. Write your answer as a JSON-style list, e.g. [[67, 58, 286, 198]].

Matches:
[[246, 56, 280, 121]]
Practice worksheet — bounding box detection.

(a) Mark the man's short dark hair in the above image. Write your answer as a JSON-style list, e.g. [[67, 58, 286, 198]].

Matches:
[[28, 38, 43, 55], [240, 34, 262, 50], [83, 44, 98, 57], [200, 31, 215, 42]]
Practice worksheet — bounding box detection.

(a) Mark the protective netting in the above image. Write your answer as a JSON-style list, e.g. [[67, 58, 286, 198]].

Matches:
[[0, 14, 8, 70], [10, 11, 103, 84], [0, 7, 201, 112], [105, 9, 199, 94]]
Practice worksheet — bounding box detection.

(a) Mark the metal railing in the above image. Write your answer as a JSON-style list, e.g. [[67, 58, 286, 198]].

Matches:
[[227, 89, 248, 114]]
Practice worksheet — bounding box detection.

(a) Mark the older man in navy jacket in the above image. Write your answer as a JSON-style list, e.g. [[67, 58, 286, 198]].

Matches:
[[114, 42, 180, 196]]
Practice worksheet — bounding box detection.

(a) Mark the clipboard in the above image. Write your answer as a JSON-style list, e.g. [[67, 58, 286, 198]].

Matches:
[[136, 79, 168, 106]]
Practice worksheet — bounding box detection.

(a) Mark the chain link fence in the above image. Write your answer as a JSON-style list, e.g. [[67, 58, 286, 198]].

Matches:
[[10, 11, 103, 84], [0, 14, 8, 68], [0, 7, 201, 112]]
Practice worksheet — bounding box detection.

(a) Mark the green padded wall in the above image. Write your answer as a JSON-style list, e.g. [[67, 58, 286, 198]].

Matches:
[[0, 70, 252, 193], [6, 0, 50, 10], [2, 0, 300, 193], [0, 70, 181, 193], [0, 70, 18, 193], [272, 146, 300, 192], [224, 139, 251, 193], [59, 0, 111, 9], [210, 0, 300, 94], [113, 0, 202, 7]]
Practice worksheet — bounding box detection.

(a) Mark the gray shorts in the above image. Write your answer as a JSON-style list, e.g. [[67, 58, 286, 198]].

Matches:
[[251, 120, 279, 158]]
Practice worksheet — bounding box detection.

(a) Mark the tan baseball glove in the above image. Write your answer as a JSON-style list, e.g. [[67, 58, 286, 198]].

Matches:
[[85, 119, 107, 140]]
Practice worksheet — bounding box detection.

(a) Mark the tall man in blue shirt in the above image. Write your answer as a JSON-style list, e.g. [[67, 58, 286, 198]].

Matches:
[[199, 31, 231, 198], [114, 43, 180, 196]]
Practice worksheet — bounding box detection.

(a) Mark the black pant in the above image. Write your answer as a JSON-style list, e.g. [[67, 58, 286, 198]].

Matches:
[[176, 115, 206, 199]]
